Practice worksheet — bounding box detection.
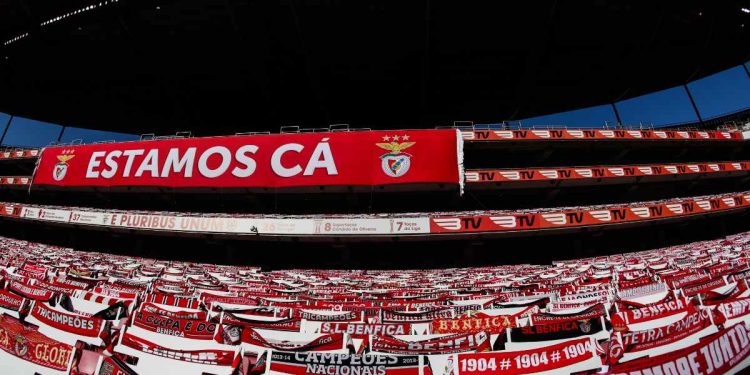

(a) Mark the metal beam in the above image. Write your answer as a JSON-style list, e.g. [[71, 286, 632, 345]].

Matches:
[[611, 103, 623, 125], [0, 114, 13, 145], [683, 85, 703, 124], [56, 125, 66, 143]]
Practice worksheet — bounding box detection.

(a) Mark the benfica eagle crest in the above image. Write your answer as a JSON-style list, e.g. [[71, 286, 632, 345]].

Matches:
[[376, 138, 415, 178], [14, 334, 28, 357], [53, 152, 75, 181]]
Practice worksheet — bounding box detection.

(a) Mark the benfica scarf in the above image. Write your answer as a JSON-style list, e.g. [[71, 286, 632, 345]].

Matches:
[[120, 332, 237, 366], [381, 307, 453, 322], [618, 275, 654, 290], [320, 322, 412, 337], [133, 310, 217, 340], [0, 288, 25, 311], [145, 292, 199, 309], [92, 287, 139, 300], [32, 279, 81, 295], [0, 314, 74, 371], [9, 280, 54, 301], [295, 310, 360, 322], [139, 302, 207, 320], [615, 289, 677, 310], [508, 318, 605, 343], [456, 337, 600, 375], [699, 282, 748, 305], [96, 356, 138, 375], [57, 275, 96, 288], [682, 277, 728, 296], [201, 293, 259, 307], [268, 351, 426, 375], [30, 302, 104, 337], [219, 312, 302, 331], [608, 322, 750, 374], [212, 305, 281, 317], [241, 327, 346, 352], [529, 304, 605, 325], [608, 305, 716, 364], [432, 312, 519, 334], [611, 298, 690, 332], [370, 331, 490, 355], [717, 296, 750, 321], [91, 301, 129, 320]]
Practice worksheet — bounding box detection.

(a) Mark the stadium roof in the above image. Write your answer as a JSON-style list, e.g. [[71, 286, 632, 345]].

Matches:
[[0, 0, 749, 136]]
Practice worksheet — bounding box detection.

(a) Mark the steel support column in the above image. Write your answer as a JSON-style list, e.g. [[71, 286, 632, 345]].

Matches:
[[611, 103, 623, 126], [684, 85, 703, 124], [0, 115, 13, 145]]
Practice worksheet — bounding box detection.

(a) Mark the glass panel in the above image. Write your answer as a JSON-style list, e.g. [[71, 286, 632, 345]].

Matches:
[[59, 127, 138, 144], [514, 104, 617, 128], [614, 86, 698, 127], [1, 116, 63, 147], [687, 66, 750, 119]]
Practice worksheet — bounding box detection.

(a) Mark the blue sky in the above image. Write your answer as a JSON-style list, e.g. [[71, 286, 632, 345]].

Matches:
[[2, 61, 750, 146], [492, 60, 750, 129], [0, 115, 137, 147]]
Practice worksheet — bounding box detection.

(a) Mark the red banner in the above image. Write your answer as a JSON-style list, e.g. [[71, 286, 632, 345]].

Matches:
[[32, 130, 461, 188]]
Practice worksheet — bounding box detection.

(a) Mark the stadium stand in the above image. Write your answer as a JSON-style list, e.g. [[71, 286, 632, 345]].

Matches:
[[1, 231, 750, 374], [2, 1, 750, 372]]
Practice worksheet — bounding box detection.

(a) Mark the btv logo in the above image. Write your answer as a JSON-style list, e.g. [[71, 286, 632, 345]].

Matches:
[[53, 150, 76, 181]]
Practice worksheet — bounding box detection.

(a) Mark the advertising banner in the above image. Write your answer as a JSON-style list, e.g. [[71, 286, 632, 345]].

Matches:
[[430, 194, 750, 233], [462, 129, 741, 141], [466, 162, 750, 183], [32, 130, 462, 189]]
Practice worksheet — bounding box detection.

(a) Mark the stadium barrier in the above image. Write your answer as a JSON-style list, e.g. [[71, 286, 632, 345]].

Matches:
[[0, 191, 748, 237]]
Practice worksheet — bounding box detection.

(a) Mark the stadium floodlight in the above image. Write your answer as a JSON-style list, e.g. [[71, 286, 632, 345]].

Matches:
[[742, 7, 750, 13]]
